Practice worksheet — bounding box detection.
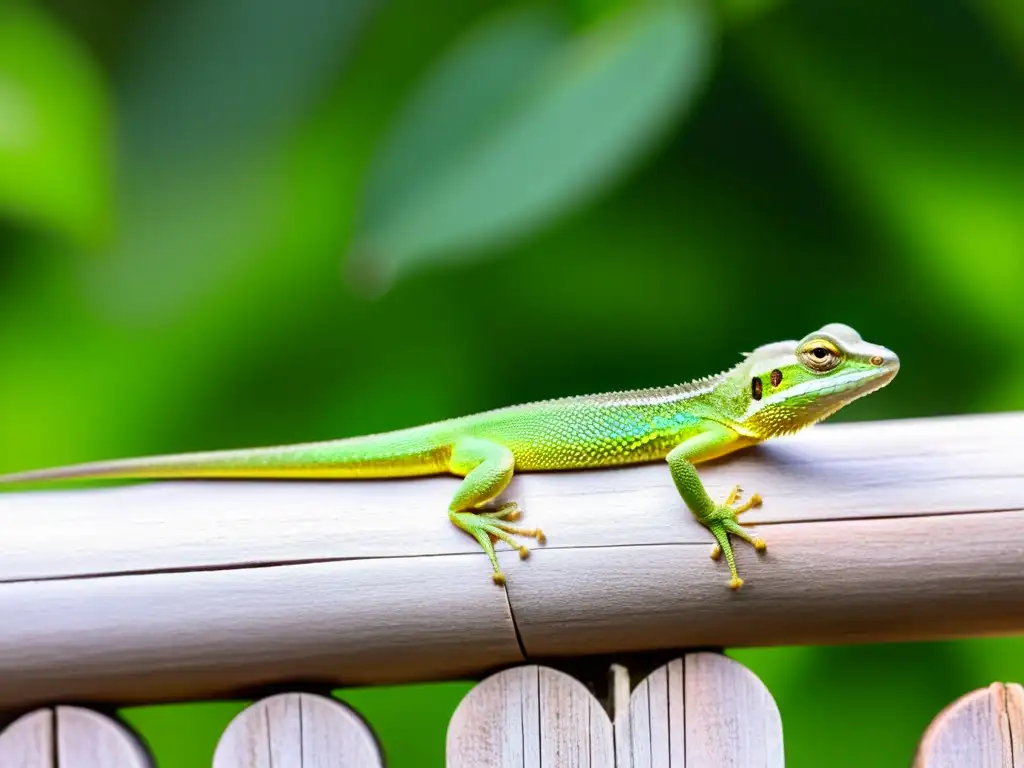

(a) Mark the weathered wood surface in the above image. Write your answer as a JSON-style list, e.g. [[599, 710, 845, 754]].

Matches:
[[0, 412, 1021, 707], [445, 653, 782, 767], [0, 707, 152, 767], [213, 692, 383, 768], [914, 682, 1024, 768], [447, 665, 614, 767], [612, 653, 783, 767]]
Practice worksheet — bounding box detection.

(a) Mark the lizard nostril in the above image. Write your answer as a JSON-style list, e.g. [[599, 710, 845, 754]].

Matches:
[[870, 355, 883, 366]]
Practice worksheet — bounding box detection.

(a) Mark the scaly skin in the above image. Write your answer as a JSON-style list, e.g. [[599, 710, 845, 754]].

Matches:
[[0, 323, 899, 589]]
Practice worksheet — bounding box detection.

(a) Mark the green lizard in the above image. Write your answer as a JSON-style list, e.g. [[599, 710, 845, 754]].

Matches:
[[0, 322, 897, 589]]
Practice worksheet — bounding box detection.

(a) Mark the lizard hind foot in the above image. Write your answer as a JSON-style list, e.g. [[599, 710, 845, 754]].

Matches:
[[449, 507, 545, 585], [702, 489, 767, 589]]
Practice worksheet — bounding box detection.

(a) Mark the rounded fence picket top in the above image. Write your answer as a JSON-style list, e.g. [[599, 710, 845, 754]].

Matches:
[[613, 653, 784, 767], [447, 664, 614, 767], [213, 692, 383, 768], [0, 706, 152, 767], [914, 682, 1024, 767]]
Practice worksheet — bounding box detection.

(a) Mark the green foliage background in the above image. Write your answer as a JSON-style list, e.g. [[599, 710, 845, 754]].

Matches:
[[1, 0, 1022, 764]]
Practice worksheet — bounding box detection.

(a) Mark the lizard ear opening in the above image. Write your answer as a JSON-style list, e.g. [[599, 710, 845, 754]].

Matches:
[[751, 377, 763, 401]]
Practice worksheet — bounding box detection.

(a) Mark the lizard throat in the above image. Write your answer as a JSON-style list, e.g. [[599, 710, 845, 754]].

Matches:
[[739, 367, 896, 438]]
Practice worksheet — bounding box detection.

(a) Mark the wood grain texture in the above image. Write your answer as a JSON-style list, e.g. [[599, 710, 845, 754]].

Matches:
[[683, 654, 783, 767], [914, 682, 1024, 768], [0, 556, 520, 708], [0, 710, 52, 767], [213, 692, 383, 768], [0, 413, 1021, 706], [614, 659, 683, 767], [0, 707, 152, 767], [1009, 685, 1024, 766], [613, 654, 782, 767], [446, 665, 613, 768], [507, 510, 1024, 657]]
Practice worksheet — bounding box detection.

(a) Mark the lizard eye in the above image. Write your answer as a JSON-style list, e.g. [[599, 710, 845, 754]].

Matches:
[[799, 340, 841, 372]]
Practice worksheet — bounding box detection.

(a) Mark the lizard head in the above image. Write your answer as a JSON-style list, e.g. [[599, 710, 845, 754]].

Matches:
[[726, 322, 899, 438]]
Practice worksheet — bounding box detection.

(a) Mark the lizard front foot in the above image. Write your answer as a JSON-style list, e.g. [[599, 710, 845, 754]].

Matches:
[[703, 486, 766, 589], [449, 503, 545, 585]]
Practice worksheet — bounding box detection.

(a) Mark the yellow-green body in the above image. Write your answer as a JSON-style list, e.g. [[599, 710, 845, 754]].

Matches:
[[0, 323, 899, 588]]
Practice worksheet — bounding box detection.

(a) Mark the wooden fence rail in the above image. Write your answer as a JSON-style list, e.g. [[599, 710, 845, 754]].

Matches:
[[0, 412, 1022, 765]]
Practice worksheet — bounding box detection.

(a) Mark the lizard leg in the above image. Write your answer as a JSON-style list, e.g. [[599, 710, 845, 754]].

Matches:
[[447, 438, 544, 585], [667, 424, 766, 590]]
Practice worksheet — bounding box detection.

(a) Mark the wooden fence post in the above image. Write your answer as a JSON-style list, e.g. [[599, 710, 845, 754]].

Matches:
[[445, 654, 782, 766], [213, 692, 383, 768], [447, 665, 614, 767], [914, 682, 1024, 767], [613, 653, 783, 767], [0, 706, 152, 767]]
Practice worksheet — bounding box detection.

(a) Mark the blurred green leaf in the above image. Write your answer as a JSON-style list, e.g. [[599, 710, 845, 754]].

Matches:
[[974, 0, 1024, 68], [0, 2, 111, 243], [76, 0, 374, 324], [0, 0, 501, 468], [714, 0, 787, 26], [119, 0, 372, 165], [347, 0, 715, 293], [739, 1, 1024, 350]]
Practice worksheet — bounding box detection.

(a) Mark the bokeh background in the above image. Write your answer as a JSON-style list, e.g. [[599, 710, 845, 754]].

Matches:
[[2, 0, 1023, 764]]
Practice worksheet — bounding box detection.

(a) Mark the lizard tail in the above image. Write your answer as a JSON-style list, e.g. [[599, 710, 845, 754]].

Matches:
[[0, 428, 454, 485]]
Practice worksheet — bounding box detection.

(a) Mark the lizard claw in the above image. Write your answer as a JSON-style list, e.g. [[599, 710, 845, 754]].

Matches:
[[726, 487, 762, 516]]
